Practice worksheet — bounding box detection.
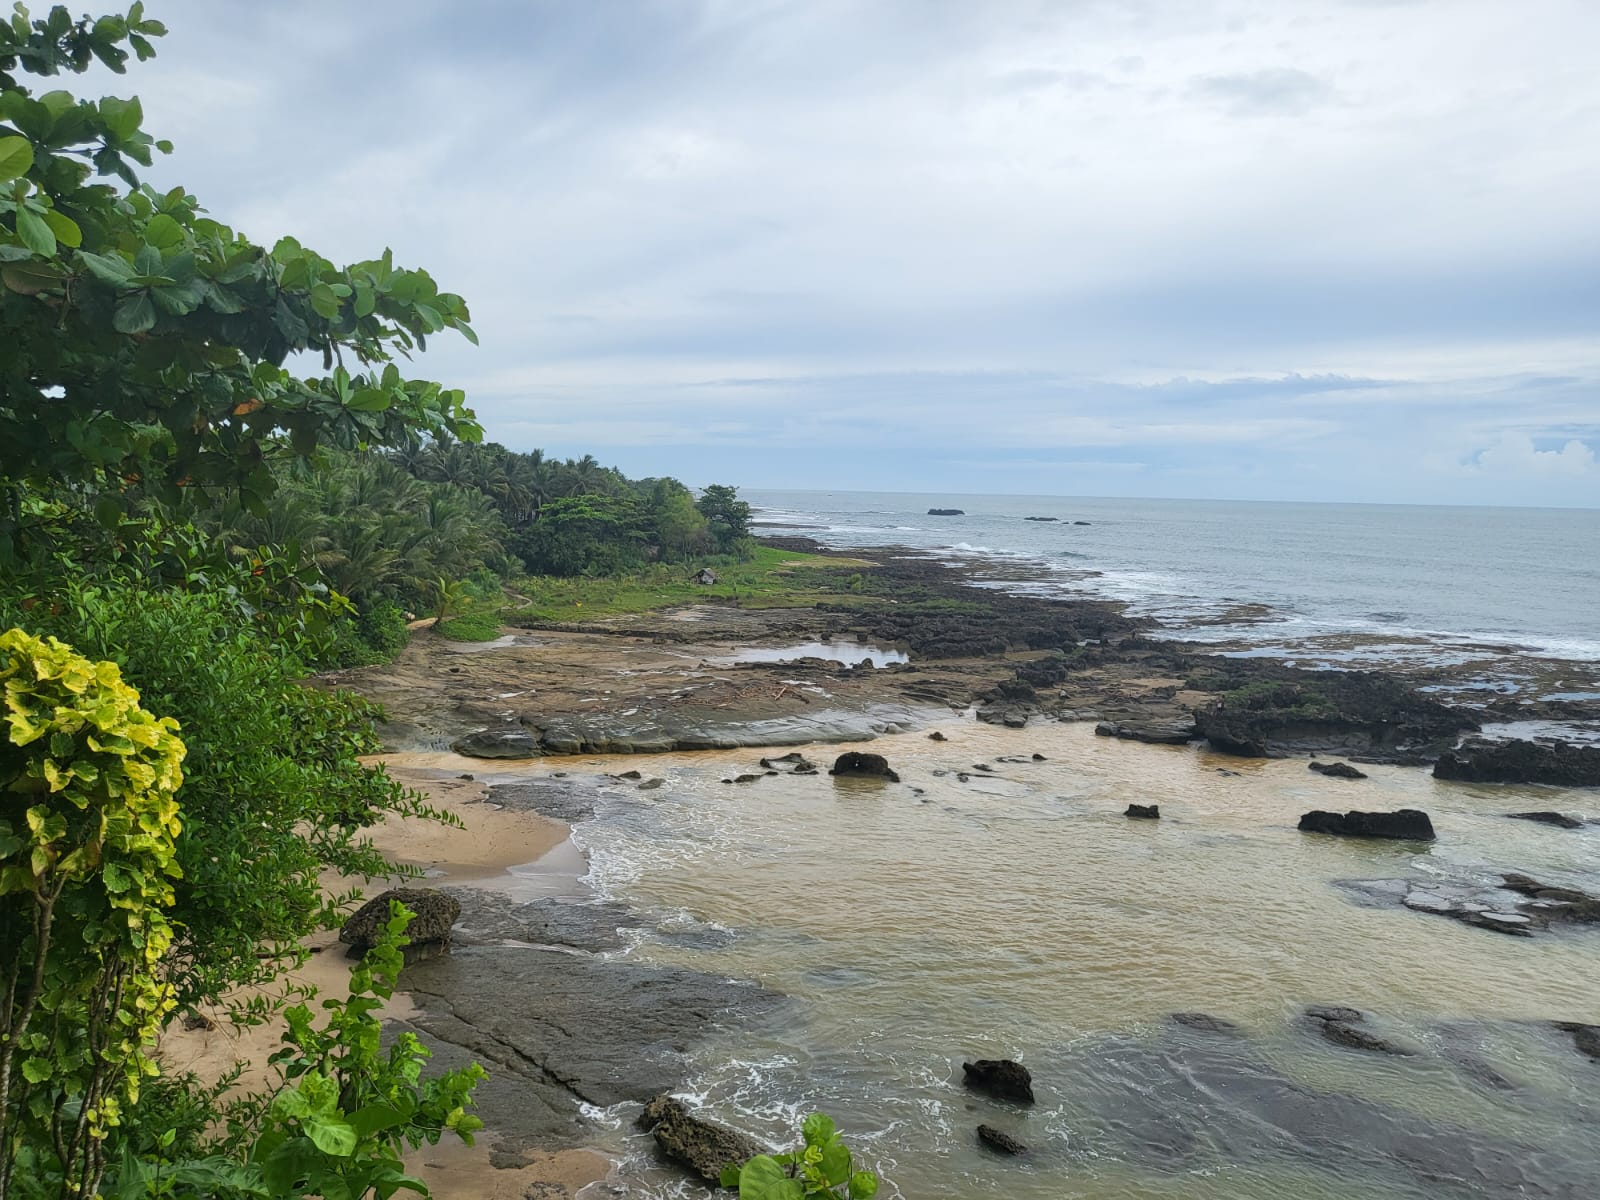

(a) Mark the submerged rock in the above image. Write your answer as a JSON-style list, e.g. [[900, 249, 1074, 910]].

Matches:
[[962, 1058, 1035, 1105], [761, 752, 819, 774], [1309, 760, 1368, 780], [829, 752, 900, 782], [1506, 810, 1585, 829], [1303, 1007, 1415, 1056], [451, 728, 542, 758], [1170, 1012, 1243, 1036], [340, 888, 461, 958], [976, 1125, 1028, 1155], [637, 1095, 765, 1185], [1298, 809, 1435, 840], [1433, 737, 1600, 786], [1336, 872, 1600, 937], [1552, 1021, 1600, 1061], [928, 731, 948, 741], [1125, 803, 1160, 819]]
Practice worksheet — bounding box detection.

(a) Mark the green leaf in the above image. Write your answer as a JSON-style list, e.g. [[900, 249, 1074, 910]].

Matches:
[[737, 1156, 805, 1200], [304, 1116, 358, 1157], [78, 250, 136, 286], [20, 1058, 53, 1084], [1, 260, 63, 295], [819, 1142, 851, 1186], [144, 212, 183, 249], [801, 1113, 837, 1148], [346, 388, 393, 413], [99, 95, 145, 141], [41, 209, 81, 249], [0, 136, 32, 182], [309, 282, 341, 319], [113, 292, 156, 334], [847, 1171, 879, 1199], [14, 206, 56, 256], [94, 493, 124, 530], [720, 1164, 744, 1188]]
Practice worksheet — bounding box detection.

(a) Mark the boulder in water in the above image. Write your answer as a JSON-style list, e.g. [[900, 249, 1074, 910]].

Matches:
[[1506, 810, 1584, 829], [976, 1125, 1028, 1155], [1170, 1012, 1243, 1036], [1309, 760, 1368, 779], [1303, 1006, 1415, 1056], [962, 1058, 1035, 1105], [927, 508, 965, 516], [1552, 1022, 1600, 1061], [1434, 738, 1600, 787], [830, 752, 900, 782], [1298, 809, 1435, 840], [637, 1096, 765, 1184], [1125, 803, 1160, 819]]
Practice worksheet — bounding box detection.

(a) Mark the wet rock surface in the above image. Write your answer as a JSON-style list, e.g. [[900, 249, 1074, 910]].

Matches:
[[1095, 720, 1195, 745], [395, 936, 784, 1156], [1188, 665, 1475, 760], [637, 1095, 766, 1184], [1434, 737, 1600, 786], [976, 1125, 1028, 1155], [829, 751, 900, 782], [1298, 808, 1435, 840], [1309, 760, 1368, 779], [1124, 803, 1160, 819], [1302, 1006, 1416, 1056], [1335, 872, 1600, 937], [962, 1058, 1035, 1105], [1507, 810, 1585, 829], [1169, 1012, 1243, 1036]]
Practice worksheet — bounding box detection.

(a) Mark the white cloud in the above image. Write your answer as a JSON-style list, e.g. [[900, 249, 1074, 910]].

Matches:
[[1473, 434, 1598, 478]]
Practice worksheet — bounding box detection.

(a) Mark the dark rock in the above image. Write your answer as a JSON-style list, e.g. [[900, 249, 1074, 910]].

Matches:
[[1552, 1021, 1600, 1061], [616, 770, 643, 780], [1024, 516, 1058, 522], [452, 728, 543, 759], [1506, 810, 1584, 829], [1073, 520, 1091, 525], [761, 752, 819, 773], [1303, 1006, 1414, 1056], [928, 731, 948, 741], [728, 774, 762, 784], [927, 508, 965, 516], [1434, 737, 1600, 787], [1191, 666, 1475, 760], [638, 778, 665, 791], [962, 1058, 1035, 1105], [1170, 1012, 1243, 1035], [637, 1096, 766, 1184], [1309, 760, 1368, 780], [1032, 753, 1046, 761], [1125, 803, 1160, 819], [976, 1125, 1028, 1155], [340, 888, 461, 956], [1095, 720, 1195, 745], [829, 752, 900, 783], [1298, 809, 1435, 840]]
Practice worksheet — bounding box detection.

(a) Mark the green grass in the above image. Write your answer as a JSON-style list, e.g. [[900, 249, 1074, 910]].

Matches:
[[435, 610, 504, 641], [502, 545, 878, 622]]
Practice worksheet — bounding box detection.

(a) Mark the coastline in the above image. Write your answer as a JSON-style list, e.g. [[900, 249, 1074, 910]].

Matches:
[[238, 538, 1600, 1198]]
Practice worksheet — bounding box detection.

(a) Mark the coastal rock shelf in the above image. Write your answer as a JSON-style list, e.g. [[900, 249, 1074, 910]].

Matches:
[[1433, 737, 1600, 786], [1336, 872, 1600, 937]]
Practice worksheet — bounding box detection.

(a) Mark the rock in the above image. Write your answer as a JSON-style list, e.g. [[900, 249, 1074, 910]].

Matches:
[[616, 769, 643, 780], [1125, 804, 1160, 819], [1032, 753, 1046, 761], [1191, 666, 1475, 760], [1095, 720, 1195, 745], [761, 753, 818, 773], [1024, 516, 1059, 522], [1506, 811, 1584, 829], [728, 774, 762, 784], [1304, 1006, 1414, 1056], [637, 1095, 766, 1184], [638, 778, 665, 791], [1434, 738, 1600, 787], [962, 1059, 1034, 1105], [1298, 809, 1435, 840], [976, 1125, 1028, 1155], [1552, 1022, 1600, 1061], [928, 731, 948, 741], [927, 508, 965, 516], [1073, 520, 1091, 525], [451, 728, 542, 759], [829, 752, 900, 783], [1170, 1012, 1243, 1036], [340, 888, 461, 957], [1309, 761, 1368, 780]]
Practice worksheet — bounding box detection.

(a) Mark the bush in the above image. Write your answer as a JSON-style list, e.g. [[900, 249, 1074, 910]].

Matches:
[[0, 629, 187, 1198], [434, 611, 501, 642], [357, 601, 410, 659]]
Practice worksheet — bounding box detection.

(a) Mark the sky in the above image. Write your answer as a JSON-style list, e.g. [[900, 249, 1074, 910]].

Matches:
[[108, 0, 1600, 506]]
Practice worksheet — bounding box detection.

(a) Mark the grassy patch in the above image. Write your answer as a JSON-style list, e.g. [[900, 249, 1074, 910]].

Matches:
[[503, 545, 878, 622], [435, 611, 503, 641]]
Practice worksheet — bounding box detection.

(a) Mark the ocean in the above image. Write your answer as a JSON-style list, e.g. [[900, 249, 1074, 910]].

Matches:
[[744, 490, 1600, 673]]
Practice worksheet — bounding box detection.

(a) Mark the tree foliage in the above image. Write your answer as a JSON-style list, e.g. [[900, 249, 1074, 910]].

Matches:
[[720, 1114, 879, 1200], [0, 2, 481, 559]]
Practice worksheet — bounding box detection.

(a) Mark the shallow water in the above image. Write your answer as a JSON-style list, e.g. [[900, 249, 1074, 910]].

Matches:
[[703, 641, 909, 668], [515, 722, 1600, 1199]]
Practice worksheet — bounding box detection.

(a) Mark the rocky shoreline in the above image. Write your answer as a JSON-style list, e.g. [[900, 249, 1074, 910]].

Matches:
[[313, 540, 1600, 1197]]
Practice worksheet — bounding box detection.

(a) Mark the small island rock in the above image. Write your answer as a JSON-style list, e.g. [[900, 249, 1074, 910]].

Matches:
[[962, 1058, 1035, 1105], [1298, 809, 1435, 840], [830, 752, 900, 782]]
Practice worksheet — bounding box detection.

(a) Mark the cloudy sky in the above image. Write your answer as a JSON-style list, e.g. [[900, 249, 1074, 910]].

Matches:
[[121, 1, 1598, 505]]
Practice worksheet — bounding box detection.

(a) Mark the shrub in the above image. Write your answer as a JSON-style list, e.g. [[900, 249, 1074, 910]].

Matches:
[[0, 629, 187, 1199]]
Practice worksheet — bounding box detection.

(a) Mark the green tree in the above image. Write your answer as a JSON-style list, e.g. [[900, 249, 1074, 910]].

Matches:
[[696, 484, 752, 552], [0, 3, 481, 560]]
